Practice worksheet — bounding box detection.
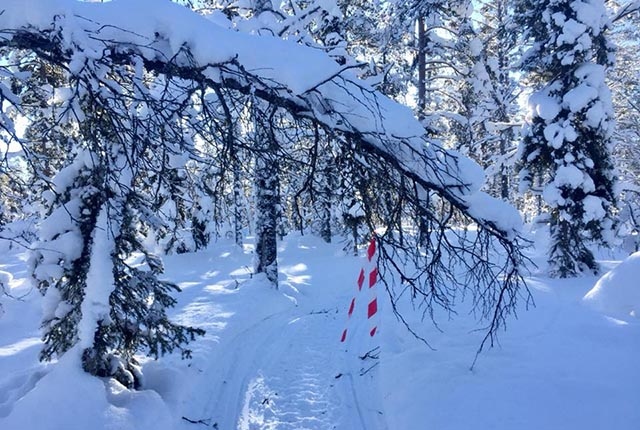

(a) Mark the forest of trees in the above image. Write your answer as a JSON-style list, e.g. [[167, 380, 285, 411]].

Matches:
[[0, 0, 638, 386]]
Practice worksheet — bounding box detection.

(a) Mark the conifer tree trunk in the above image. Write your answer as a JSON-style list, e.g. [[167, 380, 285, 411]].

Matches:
[[253, 104, 279, 286], [317, 147, 333, 244], [232, 146, 244, 248], [417, 14, 427, 118]]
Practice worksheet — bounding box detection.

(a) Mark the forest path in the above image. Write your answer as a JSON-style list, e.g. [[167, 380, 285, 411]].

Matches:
[[173, 237, 387, 430], [234, 309, 342, 429]]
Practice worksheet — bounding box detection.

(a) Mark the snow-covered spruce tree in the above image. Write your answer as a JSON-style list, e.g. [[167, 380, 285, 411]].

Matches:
[[334, 0, 410, 99], [20, 51, 205, 386], [2, 52, 75, 237], [34, 154, 203, 387], [450, 1, 483, 153], [153, 165, 197, 254], [516, 0, 617, 277], [275, 0, 355, 245], [11, 55, 74, 180], [288, 128, 339, 244], [213, 0, 355, 275], [82, 192, 205, 387], [313, 139, 336, 243], [0, 152, 28, 231], [387, 0, 462, 130], [225, 0, 285, 287], [188, 81, 251, 247]]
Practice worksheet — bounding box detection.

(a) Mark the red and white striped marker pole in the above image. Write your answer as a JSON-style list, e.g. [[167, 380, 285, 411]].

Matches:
[[341, 235, 379, 343]]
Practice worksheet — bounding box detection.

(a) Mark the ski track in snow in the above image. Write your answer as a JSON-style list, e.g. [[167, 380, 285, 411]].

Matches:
[[235, 312, 339, 430], [191, 305, 384, 430], [175, 242, 386, 430]]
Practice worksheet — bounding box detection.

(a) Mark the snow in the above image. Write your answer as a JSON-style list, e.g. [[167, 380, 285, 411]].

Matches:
[[583, 252, 640, 319], [542, 183, 565, 207], [78, 206, 119, 349], [553, 164, 586, 189], [469, 38, 483, 57], [552, 11, 566, 27], [574, 0, 606, 35], [542, 163, 600, 209], [543, 123, 565, 148], [0, 0, 637, 428], [1, 234, 639, 430], [464, 192, 523, 237], [316, 0, 341, 18], [1, 348, 173, 430], [563, 83, 598, 113], [586, 100, 606, 127], [1, 0, 344, 96], [582, 195, 606, 222], [556, 19, 588, 46], [529, 92, 560, 121], [31, 200, 84, 283]]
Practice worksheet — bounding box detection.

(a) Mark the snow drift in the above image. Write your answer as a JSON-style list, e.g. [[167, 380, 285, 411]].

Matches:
[[583, 251, 640, 319]]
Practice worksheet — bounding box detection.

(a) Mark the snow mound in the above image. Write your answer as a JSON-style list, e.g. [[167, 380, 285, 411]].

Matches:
[[1, 349, 172, 430], [583, 252, 640, 319]]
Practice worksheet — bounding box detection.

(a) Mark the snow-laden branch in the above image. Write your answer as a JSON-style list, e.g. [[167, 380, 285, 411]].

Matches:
[[612, 0, 640, 22], [0, 0, 521, 241]]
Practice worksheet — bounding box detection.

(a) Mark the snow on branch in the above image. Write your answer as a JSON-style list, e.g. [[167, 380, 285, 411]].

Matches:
[[612, 1, 640, 22], [0, 0, 522, 242]]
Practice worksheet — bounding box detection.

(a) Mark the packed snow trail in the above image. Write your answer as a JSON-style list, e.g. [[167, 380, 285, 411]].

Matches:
[[172, 236, 388, 430], [235, 311, 341, 429]]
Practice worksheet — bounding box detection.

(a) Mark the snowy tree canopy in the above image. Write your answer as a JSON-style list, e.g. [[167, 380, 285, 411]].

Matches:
[[0, 0, 522, 241]]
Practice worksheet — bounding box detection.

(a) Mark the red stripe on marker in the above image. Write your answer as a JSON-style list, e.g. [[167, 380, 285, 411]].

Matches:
[[348, 298, 356, 317], [357, 268, 365, 291], [367, 238, 376, 261], [369, 267, 378, 288], [367, 298, 377, 319], [341, 328, 347, 342], [370, 327, 377, 337]]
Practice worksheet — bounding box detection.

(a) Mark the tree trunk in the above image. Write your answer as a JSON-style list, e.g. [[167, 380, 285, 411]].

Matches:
[[417, 15, 426, 119], [232, 149, 244, 248], [253, 104, 279, 287]]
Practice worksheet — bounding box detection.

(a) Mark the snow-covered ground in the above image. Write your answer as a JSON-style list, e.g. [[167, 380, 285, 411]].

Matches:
[[0, 233, 639, 430]]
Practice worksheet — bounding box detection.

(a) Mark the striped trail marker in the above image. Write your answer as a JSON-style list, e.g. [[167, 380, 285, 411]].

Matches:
[[341, 235, 379, 343]]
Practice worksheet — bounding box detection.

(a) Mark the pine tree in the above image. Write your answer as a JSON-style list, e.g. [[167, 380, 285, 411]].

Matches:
[[516, 0, 617, 277]]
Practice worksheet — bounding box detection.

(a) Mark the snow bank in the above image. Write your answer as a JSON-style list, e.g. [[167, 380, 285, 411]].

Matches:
[[1, 349, 173, 430], [583, 252, 640, 319]]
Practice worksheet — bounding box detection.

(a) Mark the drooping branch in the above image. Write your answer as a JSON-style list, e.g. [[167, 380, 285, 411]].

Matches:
[[0, 2, 520, 243], [612, 1, 640, 22]]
